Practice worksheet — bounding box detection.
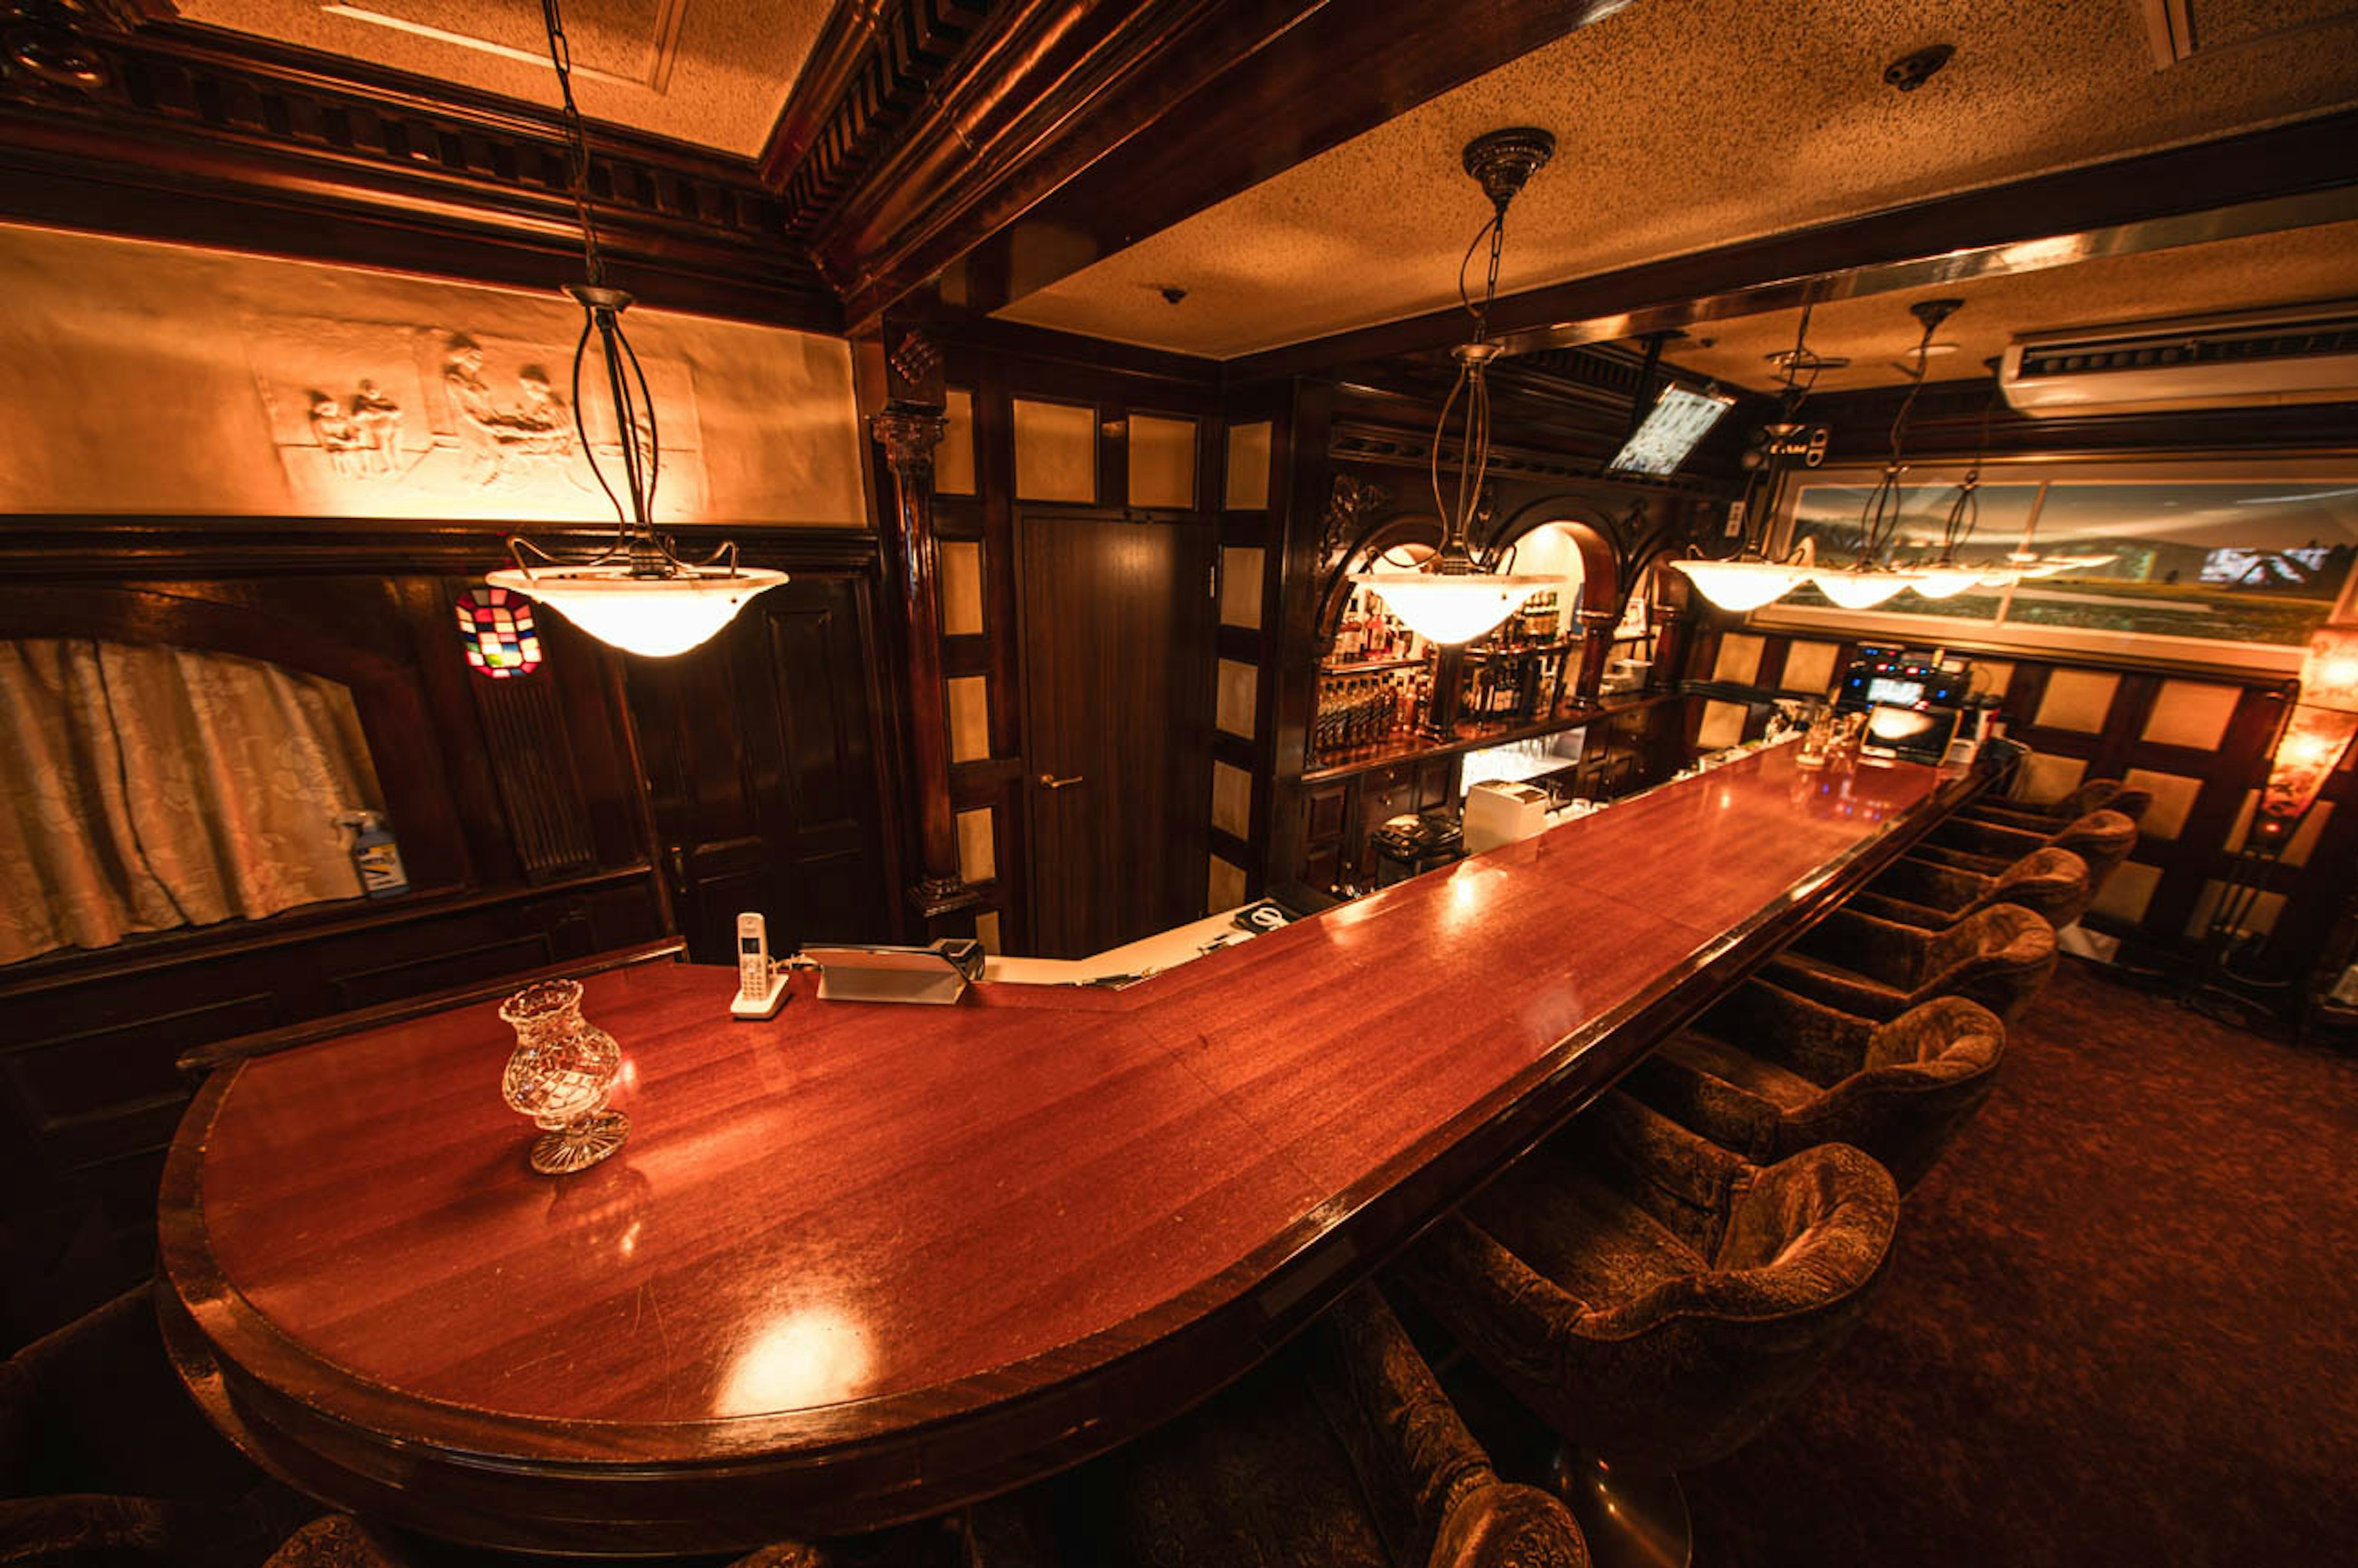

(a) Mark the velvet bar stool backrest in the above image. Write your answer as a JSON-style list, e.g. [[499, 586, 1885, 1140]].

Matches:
[[964, 1282, 1593, 1568], [1975, 847, 2095, 928], [1919, 902, 2060, 1025], [0, 1285, 264, 1504], [0, 1283, 308, 1568], [1773, 901, 2056, 1023], [2047, 809, 2138, 888], [1630, 990, 2006, 1192], [1853, 847, 2091, 932], [1396, 1093, 1899, 1473], [1833, 997, 2007, 1187], [1968, 777, 2150, 831]]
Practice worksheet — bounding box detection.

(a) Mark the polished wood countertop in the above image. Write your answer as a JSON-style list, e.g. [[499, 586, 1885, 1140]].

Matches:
[[160, 744, 1968, 1553]]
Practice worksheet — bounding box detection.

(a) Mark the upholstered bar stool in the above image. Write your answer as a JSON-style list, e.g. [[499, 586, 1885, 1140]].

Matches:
[[965, 1283, 1590, 1568], [1849, 846, 2092, 933], [1391, 1092, 1897, 1568], [1, 1283, 310, 1567], [1915, 808, 2138, 889], [1622, 982, 2006, 1190], [1764, 902, 2057, 1025], [1959, 776, 2151, 831]]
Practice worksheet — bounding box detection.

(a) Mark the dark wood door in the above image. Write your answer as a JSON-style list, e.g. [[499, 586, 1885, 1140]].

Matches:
[[626, 575, 897, 963], [1018, 513, 1216, 958]]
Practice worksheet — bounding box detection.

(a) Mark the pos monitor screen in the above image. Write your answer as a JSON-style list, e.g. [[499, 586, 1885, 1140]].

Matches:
[[1608, 385, 1737, 476]]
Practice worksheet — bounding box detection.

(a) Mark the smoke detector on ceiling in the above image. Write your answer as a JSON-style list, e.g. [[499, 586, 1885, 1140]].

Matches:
[[1885, 44, 1955, 92]]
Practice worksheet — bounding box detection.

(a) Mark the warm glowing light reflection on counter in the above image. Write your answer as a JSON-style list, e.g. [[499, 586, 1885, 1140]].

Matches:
[[714, 1306, 876, 1416]]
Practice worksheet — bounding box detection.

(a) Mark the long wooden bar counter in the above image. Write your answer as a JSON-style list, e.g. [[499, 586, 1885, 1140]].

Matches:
[[158, 743, 1975, 1554]]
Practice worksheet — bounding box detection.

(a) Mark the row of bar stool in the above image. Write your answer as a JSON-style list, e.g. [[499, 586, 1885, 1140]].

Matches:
[[1376, 784, 2139, 1568], [1, 782, 2144, 1568]]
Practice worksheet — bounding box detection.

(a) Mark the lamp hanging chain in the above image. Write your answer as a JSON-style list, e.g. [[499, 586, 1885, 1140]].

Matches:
[[1433, 204, 1509, 565], [519, 0, 718, 578], [541, 0, 605, 290], [1728, 300, 1823, 563]]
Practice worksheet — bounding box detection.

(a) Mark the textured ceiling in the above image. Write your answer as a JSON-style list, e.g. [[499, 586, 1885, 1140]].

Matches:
[[995, 0, 2358, 358], [179, 0, 829, 154], [1663, 220, 2358, 395]]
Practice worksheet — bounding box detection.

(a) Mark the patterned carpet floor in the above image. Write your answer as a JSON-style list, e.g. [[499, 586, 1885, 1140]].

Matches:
[[1677, 958, 2358, 1567]]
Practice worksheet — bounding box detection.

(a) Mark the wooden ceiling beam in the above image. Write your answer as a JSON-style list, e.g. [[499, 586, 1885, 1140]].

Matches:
[[0, 13, 838, 330], [796, 0, 1627, 335], [1225, 107, 2358, 382]]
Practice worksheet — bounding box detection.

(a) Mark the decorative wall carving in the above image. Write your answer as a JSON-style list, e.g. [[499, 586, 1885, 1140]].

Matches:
[[248, 315, 706, 519], [1320, 474, 1392, 561]]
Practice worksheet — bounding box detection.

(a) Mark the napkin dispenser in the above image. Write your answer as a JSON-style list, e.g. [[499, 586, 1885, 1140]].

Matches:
[[801, 938, 984, 1005], [1464, 780, 1554, 853]]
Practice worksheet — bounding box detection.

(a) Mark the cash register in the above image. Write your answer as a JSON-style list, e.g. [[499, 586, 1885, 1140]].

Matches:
[[1835, 645, 1978, 764]]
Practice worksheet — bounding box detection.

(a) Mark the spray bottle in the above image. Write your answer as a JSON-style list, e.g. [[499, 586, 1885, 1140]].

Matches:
[[338, 810, 410, 899]]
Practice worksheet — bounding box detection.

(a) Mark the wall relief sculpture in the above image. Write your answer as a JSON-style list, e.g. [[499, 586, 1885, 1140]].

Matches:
[[249, 316, 706, 521]]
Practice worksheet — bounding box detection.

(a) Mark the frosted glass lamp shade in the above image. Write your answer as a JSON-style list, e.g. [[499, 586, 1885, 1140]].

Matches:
[[488, 565, 787, 657], [2261, 704, 2358, 826], [1349, 570, 1551, 645], [1909, 565, 1989, 600], [1813, 569, 1916, 610], [2299, 623, 2358, 713], [1665, 558, 1805, 612]]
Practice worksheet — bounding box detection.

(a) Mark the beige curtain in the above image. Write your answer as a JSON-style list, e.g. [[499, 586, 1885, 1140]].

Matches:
[[0, 638, 385, 966]]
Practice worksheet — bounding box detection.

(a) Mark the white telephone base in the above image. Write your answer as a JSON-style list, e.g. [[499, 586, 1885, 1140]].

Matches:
[[730, 982, 789, 1020]]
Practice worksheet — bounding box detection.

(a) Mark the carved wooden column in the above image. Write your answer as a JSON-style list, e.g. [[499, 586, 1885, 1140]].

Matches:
[[1573, 608, 1618, 704], [1648, 573, 1695, 693], [872, 400, 977, 925]]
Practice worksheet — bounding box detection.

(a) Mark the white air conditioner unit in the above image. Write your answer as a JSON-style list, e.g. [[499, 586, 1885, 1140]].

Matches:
[[1998, 300, 2358, 418]]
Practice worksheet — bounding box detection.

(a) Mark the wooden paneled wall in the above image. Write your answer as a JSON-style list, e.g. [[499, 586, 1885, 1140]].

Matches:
[[1692, 625, 2354, 969], [0, 521, 899, 1343], [930, 328, 1239, 951]]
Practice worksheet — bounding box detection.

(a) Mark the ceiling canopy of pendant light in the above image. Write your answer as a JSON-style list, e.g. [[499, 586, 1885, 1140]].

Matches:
[[485, 0, 783, 660], [1350, 128, 1557, 647]]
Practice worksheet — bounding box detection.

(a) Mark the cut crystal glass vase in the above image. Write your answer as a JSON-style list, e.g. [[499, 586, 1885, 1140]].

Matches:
[[499, 978, 629, 1175]]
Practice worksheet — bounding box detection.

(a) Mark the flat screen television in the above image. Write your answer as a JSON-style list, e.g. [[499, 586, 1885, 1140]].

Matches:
[[1608, 385, 1737, 476]]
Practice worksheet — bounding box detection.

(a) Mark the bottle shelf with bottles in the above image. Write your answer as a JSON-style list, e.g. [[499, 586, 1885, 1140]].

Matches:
[[1311, 586, 1436, 768], [1453, 587, 1570, 728], [1310, 585, 1592, 769]]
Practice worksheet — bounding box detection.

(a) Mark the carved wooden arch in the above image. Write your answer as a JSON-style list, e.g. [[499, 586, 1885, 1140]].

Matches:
[[1314, 507, 1444, 646], [1484, 499, 1624, 619], [0, 581, 469, 888]]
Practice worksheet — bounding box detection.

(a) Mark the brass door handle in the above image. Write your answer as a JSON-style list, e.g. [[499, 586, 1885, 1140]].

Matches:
[[1038, 773, 1085, 791]]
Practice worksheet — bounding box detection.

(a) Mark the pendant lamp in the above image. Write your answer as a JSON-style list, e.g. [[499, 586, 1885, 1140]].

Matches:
[[1350, 130, 1558, 646], [486, 0, 784, 658], [1665, 305, 1839, 612], [1810, 299, 1960, 608], [1910, 371, 2004, 599]]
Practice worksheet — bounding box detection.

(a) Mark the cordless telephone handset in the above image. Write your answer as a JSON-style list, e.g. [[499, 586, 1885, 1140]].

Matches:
[[730, 912, 788, 1020]]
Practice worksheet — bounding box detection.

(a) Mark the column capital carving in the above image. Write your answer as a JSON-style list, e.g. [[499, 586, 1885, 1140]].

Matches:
[[870, 402, 946, 478]]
